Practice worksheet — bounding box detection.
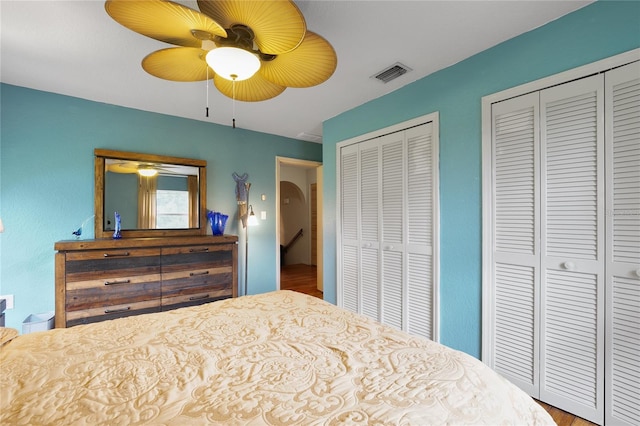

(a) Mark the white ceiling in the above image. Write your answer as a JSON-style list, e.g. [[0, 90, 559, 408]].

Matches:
[[1, 0, 593, 143]]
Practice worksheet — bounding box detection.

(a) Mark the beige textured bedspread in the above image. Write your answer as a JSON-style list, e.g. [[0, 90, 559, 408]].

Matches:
[[1, 290, 553, 425]]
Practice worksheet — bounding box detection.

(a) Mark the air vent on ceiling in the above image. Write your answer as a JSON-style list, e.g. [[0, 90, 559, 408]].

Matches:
[[372, 62, 412, 83], [297, 132, 322, 143]]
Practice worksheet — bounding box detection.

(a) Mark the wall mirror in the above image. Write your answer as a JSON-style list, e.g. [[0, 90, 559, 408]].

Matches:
[[95, 149, 207, 238]]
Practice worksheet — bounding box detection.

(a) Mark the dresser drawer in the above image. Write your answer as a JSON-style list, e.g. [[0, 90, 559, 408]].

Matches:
[[65, 248, 162, 282], [161, 266, 233, 308], [66, 274, 162, 312], [161, 244, 234, 271], [66, 299, 161, 327], [161, 286, 232, 310]]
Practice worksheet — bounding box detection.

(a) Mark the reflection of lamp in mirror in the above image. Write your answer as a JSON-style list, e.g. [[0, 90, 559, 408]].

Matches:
[[138, 167, 158, 177]]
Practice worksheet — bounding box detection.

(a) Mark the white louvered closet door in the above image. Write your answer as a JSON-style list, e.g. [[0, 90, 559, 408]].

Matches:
[[380, 132, 405, 330], [340, 144, 360, 313], [490, 92, 541, 396], [338, 118, 438, 340], [406, 123, 435, 339], [605, 61, 640, 426], [539, 75, 605, 424], [360, 140, 381, 321]]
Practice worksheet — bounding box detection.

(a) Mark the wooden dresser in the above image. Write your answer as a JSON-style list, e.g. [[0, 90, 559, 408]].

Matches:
[[54, 236, 238, 328]]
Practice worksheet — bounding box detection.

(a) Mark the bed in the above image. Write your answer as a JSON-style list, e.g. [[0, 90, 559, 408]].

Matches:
[[1, 290, 553, 425]]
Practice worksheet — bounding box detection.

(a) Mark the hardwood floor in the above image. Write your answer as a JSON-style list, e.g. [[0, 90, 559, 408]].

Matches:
[[535, 401, 597, 426], [280, 263, 323, 298], [281, 263, 596, 426]]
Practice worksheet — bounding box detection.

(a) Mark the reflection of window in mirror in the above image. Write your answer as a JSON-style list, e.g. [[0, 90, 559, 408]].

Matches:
[[137, 175, 198, 230], [104, 159, 199, 230], [156, 175, 191, 229]]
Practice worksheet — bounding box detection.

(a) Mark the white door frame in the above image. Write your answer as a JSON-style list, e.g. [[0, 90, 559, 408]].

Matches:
[[275, 156, 323, 291]]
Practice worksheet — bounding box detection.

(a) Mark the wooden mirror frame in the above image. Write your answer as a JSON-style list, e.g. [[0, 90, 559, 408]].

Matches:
[[94, 149, 207, 238]]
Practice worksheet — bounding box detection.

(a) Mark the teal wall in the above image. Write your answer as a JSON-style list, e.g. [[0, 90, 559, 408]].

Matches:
[[322, 1, 640, 358], [0, 85, 322, 330]]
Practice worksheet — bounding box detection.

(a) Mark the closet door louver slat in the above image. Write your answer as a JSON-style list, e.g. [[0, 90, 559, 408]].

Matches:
[[407, 127, 432, 248], [407, 253, 432, 338], [543, 88, 600, 260], [494, 263, 537, 394], [341, 149, 359, 242], [494, 100, 537, 256], [606, 61, 640, 426], [342, 246, 359, 313], [381, 137, 404, 244]]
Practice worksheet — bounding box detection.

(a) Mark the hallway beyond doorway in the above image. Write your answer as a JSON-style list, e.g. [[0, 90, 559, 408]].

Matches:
[[280, 264, 322, 299]]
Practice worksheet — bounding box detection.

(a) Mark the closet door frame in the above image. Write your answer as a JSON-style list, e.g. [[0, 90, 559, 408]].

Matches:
[[336, 112, 441, 341]]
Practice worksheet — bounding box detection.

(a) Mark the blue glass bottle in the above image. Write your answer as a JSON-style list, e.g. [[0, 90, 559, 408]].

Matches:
[[113, 211, 122, 239]]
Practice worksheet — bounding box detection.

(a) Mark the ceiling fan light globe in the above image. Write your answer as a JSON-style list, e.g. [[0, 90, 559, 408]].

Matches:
[[138, 168, 158, 177], [206, 47, 260, 81]]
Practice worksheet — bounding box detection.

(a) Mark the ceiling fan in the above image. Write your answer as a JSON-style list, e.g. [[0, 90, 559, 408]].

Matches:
[[106, 160, 185, 177], [104, 0, 337, 105]]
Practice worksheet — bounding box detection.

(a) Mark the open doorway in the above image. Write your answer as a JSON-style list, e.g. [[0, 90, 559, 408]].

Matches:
[[275, 157, 323, 299]]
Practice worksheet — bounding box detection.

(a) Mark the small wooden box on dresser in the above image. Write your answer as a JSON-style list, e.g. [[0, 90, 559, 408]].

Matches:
[[55, 235, 238, 328]]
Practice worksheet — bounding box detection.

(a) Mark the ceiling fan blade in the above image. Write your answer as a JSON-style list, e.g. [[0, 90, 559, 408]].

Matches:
[[214, 73, 286, 102], [260, 31, 337, 88], [106, 162, 138, 174], [105, 0, 227, 48], [143, 47, 211, 81], [197, 0, 305, 54]]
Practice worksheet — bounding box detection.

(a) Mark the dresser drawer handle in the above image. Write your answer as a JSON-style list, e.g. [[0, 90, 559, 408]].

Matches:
[[189, 271, 210, 277], [103, 252, 130, 258], [104, 279, 131, 286], [189, 294, 210, 301], [189, 248, 209, 253], [105, 306, 131, 314]]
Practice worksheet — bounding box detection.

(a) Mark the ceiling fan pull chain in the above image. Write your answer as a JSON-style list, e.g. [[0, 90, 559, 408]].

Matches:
[[205, 67, 210, 118], [232, 78, 236, 129]]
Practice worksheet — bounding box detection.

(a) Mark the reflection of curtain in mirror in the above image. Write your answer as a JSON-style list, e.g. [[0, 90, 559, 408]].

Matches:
[[138, 175, 157, 229], [188, 175, 198, 228]]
